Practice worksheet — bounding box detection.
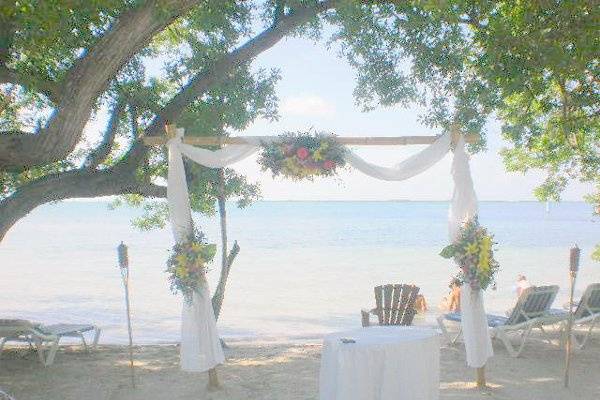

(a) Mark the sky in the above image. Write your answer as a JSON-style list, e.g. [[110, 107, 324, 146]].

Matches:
[[84, 26, 592, 203]]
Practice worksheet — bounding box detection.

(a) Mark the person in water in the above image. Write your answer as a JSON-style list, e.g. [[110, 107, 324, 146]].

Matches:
[[414, 294, 428, 314], [514, 274, 532, 298]]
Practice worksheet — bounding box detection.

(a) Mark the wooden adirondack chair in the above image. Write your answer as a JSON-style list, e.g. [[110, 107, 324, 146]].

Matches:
[[361, 284, 420, 327]]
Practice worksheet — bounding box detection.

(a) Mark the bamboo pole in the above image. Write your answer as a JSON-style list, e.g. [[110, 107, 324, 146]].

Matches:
[[564, 245, 581, 388], [476, 366, 486, 389], [117, 242, 136, 389], [142, 133, 480, 146], [564, 271, 576, 388]]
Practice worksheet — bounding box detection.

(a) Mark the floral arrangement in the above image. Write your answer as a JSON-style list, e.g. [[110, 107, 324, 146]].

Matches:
[[166, 229, 216, 304], [257, 130, 347, 181], [440, 217, 500, 291]]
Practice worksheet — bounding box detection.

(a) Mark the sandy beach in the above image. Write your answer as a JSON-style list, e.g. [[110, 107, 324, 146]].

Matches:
[[1, 328, 598, 400]]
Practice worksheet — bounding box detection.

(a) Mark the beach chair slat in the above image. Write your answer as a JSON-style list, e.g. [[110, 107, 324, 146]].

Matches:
[[396, 285, 406, 325], [374, 286, 384, 325], [390, 284, 401, 324], [401, 285, 420, 326], [383, 284, 393, 324]]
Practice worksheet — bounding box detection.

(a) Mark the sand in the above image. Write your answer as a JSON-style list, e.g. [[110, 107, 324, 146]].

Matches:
[[0, 329, 599, 400]]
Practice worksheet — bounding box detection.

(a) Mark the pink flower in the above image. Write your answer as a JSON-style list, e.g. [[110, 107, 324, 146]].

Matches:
[[296, 147, 309, 160], [323, 160, 336, 170]]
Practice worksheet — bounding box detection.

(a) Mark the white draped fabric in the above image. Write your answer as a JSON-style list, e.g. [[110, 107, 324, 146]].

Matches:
[[166, 128, 491, 372], [344, 133, 451, 181], [167, 129, 225, 372], [450, 138, 494, 368]]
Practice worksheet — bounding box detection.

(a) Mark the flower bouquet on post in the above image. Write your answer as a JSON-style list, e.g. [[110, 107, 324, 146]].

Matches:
[[440, 217, 499, 291], [166, 229, 216, 304]]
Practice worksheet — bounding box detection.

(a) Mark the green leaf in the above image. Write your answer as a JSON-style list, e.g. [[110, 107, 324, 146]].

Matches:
[[439, 244, 456, 259]]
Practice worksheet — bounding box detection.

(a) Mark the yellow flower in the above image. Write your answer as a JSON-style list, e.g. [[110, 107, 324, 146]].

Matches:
[[175, 254, 188, 267], [176, 265, 188, 279], [465, 242, 479, 255], [479, 236, 491, 252], [478, 255, 490, 272], [191, 242, 203, 253]]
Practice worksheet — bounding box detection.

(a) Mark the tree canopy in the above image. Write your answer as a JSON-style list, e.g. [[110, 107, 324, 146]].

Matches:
[[1, 1, 598, 255]]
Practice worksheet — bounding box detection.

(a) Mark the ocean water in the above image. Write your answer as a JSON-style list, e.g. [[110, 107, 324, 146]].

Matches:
[[1, 201, 598, 344]]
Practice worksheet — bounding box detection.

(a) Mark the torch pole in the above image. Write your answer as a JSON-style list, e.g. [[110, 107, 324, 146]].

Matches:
[[564, 245, 580, 388], [118, 242, 136, 389]]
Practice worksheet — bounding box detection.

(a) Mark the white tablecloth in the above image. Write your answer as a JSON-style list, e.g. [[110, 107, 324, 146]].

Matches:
[[319, 326, 440, 400]]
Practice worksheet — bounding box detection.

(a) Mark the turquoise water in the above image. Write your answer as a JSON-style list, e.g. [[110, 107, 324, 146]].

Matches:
[[1, 201, 598, 343]]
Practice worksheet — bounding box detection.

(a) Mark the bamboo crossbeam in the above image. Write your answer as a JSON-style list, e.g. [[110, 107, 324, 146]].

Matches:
[[142, 133, 479, 146]]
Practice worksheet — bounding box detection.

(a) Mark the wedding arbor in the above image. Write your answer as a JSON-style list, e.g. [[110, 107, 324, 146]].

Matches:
[[143, 124, 493, 386]]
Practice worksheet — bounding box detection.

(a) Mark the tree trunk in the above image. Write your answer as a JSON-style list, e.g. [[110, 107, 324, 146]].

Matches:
[[0, 0, 201, 169], [211, 168, 240, 320]]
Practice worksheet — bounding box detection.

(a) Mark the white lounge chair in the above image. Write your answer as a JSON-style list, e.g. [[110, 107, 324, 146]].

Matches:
[[0, 319, 101, 366], [552, 283, 600, 349], [437, 285, 559, 357], [0, 389, 16, 400]]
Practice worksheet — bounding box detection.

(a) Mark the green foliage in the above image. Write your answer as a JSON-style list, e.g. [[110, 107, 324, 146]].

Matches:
[[328, 0, 496, 152], [468, 1, 599, 203], [113, 166, 261, 231], [1, 0, 134, 85]]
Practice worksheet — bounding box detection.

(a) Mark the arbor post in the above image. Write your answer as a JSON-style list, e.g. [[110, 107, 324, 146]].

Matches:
[[208, 368, 221, 390], [476, 366, 486, 389]]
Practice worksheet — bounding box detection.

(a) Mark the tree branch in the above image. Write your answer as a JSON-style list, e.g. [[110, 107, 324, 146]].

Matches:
[[145, 0, 336, 136], [84, 100, 126, 169], [0, 0, 201, 170], [212, 241, 240, 319], [0, 12, 14, 64], [0, 63, 60, 102], [0, 164, 166, 241]]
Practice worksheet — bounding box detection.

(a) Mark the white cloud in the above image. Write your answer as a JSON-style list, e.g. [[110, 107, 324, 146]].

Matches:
[[280, 94, 335, 117]]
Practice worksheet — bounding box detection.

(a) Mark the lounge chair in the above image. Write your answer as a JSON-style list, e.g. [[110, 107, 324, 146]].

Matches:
[[0, 389, 16, 400], [0, 319, 101, 366], [437, 285, 559, 357], [553, 283, 600, 349], [361, 284, 420, 327]]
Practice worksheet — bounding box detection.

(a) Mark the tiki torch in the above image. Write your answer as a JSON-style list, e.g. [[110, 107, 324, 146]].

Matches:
[[118, 242, 136, 389], [564, 244, 580, 388]]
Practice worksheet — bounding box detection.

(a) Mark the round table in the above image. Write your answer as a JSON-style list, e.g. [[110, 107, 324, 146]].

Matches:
[[319, 326, 440, 400]]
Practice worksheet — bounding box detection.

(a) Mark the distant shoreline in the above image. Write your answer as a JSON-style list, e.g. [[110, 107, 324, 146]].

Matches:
[[63, 198, 590, 204]]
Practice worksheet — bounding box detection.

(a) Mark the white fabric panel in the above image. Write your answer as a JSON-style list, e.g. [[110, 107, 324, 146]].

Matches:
[[449, 136, 493, 368], [167, 128, 225, 372], [448, 137, 478, 241], [167, 131, 193, 242], [320, 326, 440, 400], [180, 285, 226, 371], [345, 132, 451, 181], [459, 285, 493, 368], [179, 142, 258, 168]]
